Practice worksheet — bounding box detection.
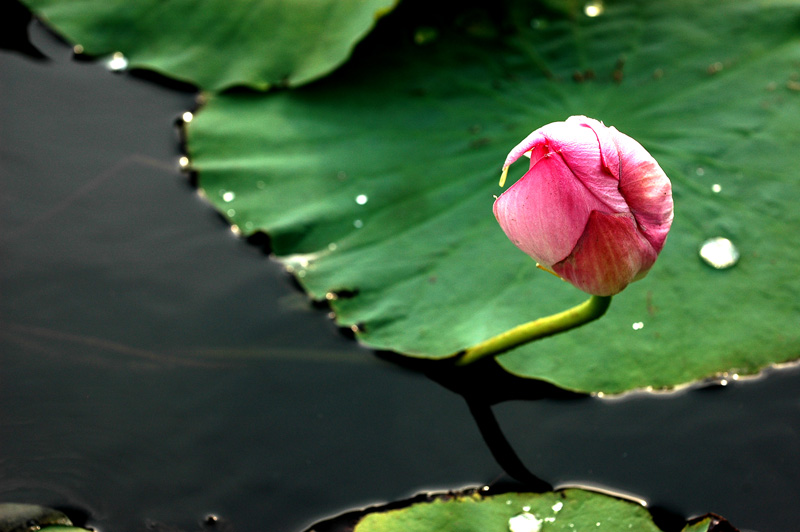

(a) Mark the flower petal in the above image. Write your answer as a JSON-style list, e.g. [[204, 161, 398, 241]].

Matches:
[[494, 154, 611, 266], [552, 210, 658, 296], [611, 129, 674, 252]]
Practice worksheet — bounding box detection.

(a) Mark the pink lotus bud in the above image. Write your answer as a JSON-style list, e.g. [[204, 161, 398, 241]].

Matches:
[[493, 116, 673, 296]]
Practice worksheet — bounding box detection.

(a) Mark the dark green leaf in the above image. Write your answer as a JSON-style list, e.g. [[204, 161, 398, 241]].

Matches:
[[20, 0, 398, 90], [188, 0, 800, 394]]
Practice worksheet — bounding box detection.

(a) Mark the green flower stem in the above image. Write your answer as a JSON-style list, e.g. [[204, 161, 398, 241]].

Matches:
[[455, 295, 612, 366]]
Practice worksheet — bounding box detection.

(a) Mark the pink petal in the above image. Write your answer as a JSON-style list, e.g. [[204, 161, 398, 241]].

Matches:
[[552, 210, 658, 296], [494, 153, 611, 266], [611, 128, 674, 253]]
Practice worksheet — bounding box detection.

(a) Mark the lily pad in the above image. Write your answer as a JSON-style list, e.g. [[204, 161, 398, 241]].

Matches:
[[349, 488, 734, 532], [187, 0, 800, 394], [0, 503, 73, 532], [20, 0, 397, 90]]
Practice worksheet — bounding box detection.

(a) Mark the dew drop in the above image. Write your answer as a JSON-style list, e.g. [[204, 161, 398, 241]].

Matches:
[[353, 219, 364, 229], [414, 27, 438, 45], [583, 1, 604, 17], [106, 51, 128, 71], [178, 156, 190, 168], [182, 111, 194, 123], [508, 512, 543, 532], [73, 44, 84, 54], [226, 208, 236, 217], [222, 191, 236, 202], [530, 18, 548, 30], [327, 243, 338, 251], [355, 194, 368, 205], [244, 221, 254, 231], [230, 224, 241, 236], [552, 502, 563, 513], [699, 237, 740, 269], [695, 167, 705, 176], [711, 183, 722, 193], [632, 322, 644, 331], [325, 292, 338, 301]]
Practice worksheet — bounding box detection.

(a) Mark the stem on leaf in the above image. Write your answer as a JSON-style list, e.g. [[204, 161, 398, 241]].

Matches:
[[455, 295, 612, 366]]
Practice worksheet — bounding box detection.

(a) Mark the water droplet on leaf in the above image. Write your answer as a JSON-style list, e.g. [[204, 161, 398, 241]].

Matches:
[[508, 513, 543, 532], [699, 237, 740, 269], [106, 51, 128, 71], [584, 1, 604, 17]]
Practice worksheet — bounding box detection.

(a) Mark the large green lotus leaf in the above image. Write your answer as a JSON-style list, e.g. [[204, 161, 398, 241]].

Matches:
[[352, 489, 726, 532], [188, 0, 800, 394], [20, 0, 397, 91]]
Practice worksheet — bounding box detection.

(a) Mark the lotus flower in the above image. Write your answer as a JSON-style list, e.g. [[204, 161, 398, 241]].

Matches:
[[493, 116, 673, 296]]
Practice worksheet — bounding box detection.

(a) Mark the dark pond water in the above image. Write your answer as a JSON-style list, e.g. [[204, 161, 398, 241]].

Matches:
[[2, 9, 799, 532]]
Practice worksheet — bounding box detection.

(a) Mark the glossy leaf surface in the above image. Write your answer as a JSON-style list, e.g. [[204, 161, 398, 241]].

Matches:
[[21, 0, 397, 90], [352, 489, 726, 532], [188, 0, 800, 393]]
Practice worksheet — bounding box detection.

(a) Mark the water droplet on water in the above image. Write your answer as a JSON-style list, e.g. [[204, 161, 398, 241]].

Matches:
[[353, 219, 364, 228], [632, 322, 644, 331], [182, 111, 194, 123], [699, 237, 740, 269], [711, 183, 722, 193], [355, 194, 368, 205], [508, 512, 543, 532], [106, 51, 128, 71], [583, 1, 604, 17], [222, 191, 235, 202]]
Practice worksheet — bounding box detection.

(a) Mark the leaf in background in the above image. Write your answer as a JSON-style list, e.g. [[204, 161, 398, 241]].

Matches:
[[350, 488, 733, 532], [187, 0, 800, 394], [20, 0, 398, 90]]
